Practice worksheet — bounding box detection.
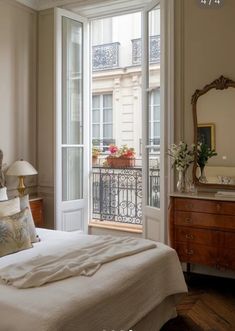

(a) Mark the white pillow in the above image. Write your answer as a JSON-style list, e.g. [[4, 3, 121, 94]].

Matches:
[[20, 195, 39, 243], [0, 197, 20, 217], [0, 187, 8, 201]]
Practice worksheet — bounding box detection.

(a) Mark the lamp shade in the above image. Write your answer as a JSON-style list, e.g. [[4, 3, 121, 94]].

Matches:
[[6, 160, 38, 176]]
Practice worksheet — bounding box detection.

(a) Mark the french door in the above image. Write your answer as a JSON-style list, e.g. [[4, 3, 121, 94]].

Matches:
[[55, 8, 89, 232], [142, 0, 173, 242], [54, 0, 173, 240]]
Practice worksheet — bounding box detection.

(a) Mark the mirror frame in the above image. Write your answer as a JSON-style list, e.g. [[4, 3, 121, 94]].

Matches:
[[192, 75, 235, 190]]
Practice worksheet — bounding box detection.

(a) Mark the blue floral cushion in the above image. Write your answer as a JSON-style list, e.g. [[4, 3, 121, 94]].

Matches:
[[0, 208, 32, 257]]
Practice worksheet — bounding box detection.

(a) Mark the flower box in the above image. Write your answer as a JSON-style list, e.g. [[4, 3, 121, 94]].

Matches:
[[106, 156, 135, 168]]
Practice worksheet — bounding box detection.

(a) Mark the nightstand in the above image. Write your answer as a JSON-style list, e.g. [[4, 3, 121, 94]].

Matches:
[[29, 197, 44, 227]]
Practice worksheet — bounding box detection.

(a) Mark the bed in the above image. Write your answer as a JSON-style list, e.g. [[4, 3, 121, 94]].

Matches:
[[0, 228, 187, 331]]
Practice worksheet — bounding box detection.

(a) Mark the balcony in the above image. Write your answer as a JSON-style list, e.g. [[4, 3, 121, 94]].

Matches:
[[92, 165, 160, 225], [132, 35, 160, 65], [92, 42, 120, 71]]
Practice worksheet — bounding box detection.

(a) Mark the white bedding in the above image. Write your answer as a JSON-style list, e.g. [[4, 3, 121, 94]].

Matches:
[[0, 233, 156, 288], [0, 228, 187, 331]]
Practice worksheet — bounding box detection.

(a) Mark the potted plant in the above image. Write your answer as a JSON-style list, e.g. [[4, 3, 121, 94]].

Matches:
[[197, 142, 217, 182], [168, 142, 195, 192], [106, 144, 135, 168], [92, 147, 101, 165]]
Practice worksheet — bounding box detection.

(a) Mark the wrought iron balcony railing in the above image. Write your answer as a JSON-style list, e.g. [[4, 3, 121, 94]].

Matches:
[[92, 42, 120, 71], [132, 35, 160, 65], [92, 165, 160, 225]]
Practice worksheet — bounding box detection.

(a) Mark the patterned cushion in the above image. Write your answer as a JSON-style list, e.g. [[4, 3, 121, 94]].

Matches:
[[20, 195, 39, 243], [0, 208, 32, 257], [0, 197, 20, 217], [0, 187, 8, 201]]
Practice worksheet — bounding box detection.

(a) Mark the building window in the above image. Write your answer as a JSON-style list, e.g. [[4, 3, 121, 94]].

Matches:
[[92, 18, 113, 46], [92, 94, 114, 152], [149, 88, 160, 154]]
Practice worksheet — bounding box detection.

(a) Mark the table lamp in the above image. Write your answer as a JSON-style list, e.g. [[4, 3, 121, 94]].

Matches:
[[6, 159, 38, 196]]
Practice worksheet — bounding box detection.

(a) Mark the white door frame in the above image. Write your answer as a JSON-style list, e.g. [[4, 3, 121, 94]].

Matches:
[[54, 0, 174, 237], [54, 8, 90, 232], [142, 0, 174, 242]]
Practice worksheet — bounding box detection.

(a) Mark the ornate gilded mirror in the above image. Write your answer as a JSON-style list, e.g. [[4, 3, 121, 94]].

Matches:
[[192, 75, 235, 190]]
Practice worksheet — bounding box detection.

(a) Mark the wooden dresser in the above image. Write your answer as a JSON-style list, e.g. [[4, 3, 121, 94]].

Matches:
[[169, 193, 235, 272], [29, 197, 44, 228]]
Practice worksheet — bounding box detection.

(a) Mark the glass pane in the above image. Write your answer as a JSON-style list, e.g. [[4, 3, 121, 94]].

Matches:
[[103, 108, 112, 122], [62, 147, 83, 201], [92, 109, 100, 123], [103, 94, 112, 108], [153, 106, 160, 121], [153, 122, 160, 136], [148, 8, 160, 88], [92, 95, 100, 108], [92, 124, 100, 138], [153, 89, 160, 104], [62, 17, 83, 145], [148, 5, 160, 208], [103, 124, 112, 138]]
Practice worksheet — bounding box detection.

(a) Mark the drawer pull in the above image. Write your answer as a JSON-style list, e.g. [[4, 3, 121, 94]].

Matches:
[[187, 204, 193, 209], [185, 218, 192, 224], [185, 234, 194, 240], [185, 249, 194, 255], [216, 203, 221, 211]]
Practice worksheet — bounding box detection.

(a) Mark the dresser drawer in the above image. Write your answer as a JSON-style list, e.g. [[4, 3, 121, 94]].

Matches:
[[175, 227, 219, 246], [220, 249, 235, 270], [174, 211, 235, 230], [169, 195, 235, 271], [175, 198, 235, 216], [175, 242, 217, 267], [223, 232, 235, 249]]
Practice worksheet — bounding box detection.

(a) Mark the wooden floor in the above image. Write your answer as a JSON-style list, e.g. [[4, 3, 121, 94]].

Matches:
[[161, 273, 235, 331]]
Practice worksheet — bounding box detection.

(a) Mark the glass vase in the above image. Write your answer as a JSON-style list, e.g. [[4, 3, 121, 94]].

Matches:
[[199, 166, 207, 183], [177, 170, 186, 193]]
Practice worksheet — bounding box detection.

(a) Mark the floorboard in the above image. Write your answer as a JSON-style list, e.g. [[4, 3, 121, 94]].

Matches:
[[161, 273, 235, 331]]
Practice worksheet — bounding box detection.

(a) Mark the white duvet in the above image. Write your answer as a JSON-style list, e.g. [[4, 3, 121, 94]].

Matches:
[[0, 233, 156, 288], [0, 229, 187, 331]]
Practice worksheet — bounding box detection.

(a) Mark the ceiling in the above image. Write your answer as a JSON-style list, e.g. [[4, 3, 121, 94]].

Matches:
[[15, 0, 152, 15]]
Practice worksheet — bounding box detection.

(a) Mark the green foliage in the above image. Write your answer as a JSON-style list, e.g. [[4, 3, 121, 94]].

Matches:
[[197, 142, 217, 167], [168, 141, 195, 171]]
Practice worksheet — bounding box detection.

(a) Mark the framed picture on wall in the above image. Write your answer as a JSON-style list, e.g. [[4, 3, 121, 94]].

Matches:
[[197, 123, 215, 150]]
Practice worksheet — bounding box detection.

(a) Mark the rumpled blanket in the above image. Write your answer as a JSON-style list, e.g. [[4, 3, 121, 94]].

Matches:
[[0, 234, 156, 288]]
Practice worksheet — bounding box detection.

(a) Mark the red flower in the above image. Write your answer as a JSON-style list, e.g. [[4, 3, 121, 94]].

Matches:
[[108, 145, 119, 154]]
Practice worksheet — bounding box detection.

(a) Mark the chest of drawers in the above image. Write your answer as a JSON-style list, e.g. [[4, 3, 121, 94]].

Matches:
[[169, 194, 235, 271], [29, 197, 44, 228]]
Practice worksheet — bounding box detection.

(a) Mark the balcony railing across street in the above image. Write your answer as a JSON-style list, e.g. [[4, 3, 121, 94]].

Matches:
[[132, 35, 160, 65], [92, 42, 120, 71], [92, 165, 160, 225], [92, 35, 160, 71]]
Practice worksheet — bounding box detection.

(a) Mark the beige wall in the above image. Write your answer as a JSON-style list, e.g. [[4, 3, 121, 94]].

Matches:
[[0, 0, 37, 196], [175, 0, 235, 148], [37, 9, 54, 228]]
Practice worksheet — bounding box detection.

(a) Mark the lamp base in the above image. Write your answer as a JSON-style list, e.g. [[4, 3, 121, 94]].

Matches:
[[18, 176, 26, 196]]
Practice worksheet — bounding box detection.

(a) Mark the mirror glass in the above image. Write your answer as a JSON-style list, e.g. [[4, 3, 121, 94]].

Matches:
[[196, 87, 235, 185]]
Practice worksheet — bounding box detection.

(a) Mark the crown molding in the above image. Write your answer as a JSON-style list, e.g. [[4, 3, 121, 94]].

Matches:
[[15, 0, 39, 10], [15, 0, 109, 11], [15, 0, 151, 12]]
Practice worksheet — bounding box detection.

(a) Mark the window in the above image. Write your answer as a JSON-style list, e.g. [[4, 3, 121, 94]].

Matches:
[[92, 94, 114, 152], [92, 18, 113, 45], [149, 88, 160, 154]]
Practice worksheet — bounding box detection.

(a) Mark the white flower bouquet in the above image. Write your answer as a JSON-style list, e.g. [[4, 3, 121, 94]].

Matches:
[[168, 141, 195, 172]]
